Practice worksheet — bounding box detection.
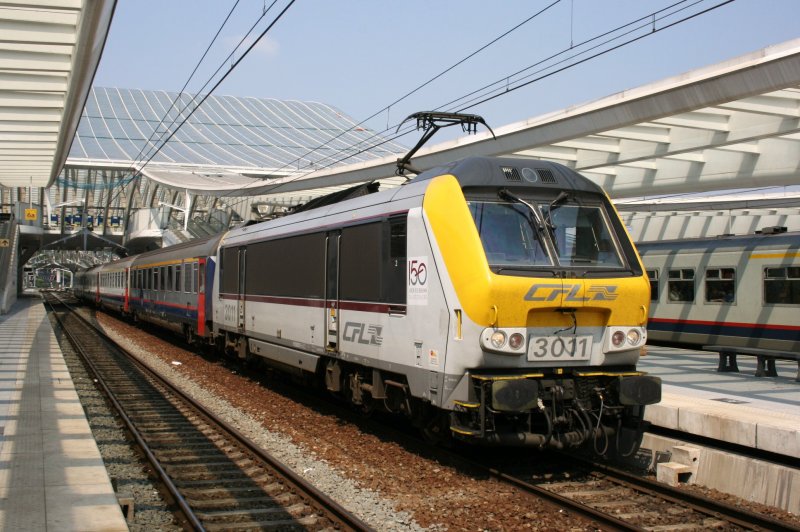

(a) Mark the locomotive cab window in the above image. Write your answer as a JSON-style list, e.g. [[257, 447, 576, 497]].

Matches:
[[764, 266, 800, 304], [467, 196, 627, 274], [705, 268, 735, 303], [545, 204, 624, 269], [646, 269, 659, 301], [667, 268, 694, 302], [467, 201, 551, 269]]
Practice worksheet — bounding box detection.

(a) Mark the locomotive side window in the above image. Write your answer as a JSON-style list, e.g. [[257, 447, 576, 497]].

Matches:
[[646, 269, 659, 301], [220, 247, 239, 294], [667, 268, 694, 302], [245, 232, 325, 298], [340, 217, 407, 304], [705, 268, 735, 303], [764, 267, 800, 304]]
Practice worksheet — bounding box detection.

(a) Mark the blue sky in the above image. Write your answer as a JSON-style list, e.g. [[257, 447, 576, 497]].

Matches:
[[93, 0, 800, 145]]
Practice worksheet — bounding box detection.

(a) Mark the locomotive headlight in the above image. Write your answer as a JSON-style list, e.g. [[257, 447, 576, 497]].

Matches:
[[508, 333, 525, 350], [490, 331, 507, 349], [604, 327, 646, 353], [611, 330, 626, 347], [480, 327, 527, 355]]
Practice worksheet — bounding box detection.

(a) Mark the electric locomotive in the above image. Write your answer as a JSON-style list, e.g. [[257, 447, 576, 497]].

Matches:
[[76, 113, 661, 452], [213, 151, 660, 449]]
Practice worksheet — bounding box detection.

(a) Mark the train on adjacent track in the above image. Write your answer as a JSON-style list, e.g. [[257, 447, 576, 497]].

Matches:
[[74, 153, 661, 452], [637, 229, 800, 351]]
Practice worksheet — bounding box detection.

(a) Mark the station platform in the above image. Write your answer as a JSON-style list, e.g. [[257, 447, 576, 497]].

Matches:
[[0, 293, 128, 531], [638, 344, 800, 513], [639, 344, 799, 457]]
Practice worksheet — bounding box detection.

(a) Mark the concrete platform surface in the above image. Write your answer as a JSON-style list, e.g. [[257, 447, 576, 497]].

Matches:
[[639, 344, 800, 459], [0, 294, 128, 531]]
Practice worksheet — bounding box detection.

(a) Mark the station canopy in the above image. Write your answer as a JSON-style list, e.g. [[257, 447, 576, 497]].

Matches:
[[0, 0, 115, 188]]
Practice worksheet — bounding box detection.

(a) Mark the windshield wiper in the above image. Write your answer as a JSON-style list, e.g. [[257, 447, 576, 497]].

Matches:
[[498, 188, 546, 233], [499, 188, 559, 252], [494, 266, 558, 276], [545, 191, 570, 232]]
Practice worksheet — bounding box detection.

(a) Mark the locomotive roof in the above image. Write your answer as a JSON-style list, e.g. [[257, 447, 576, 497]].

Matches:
[[636, 230, 800, 254], [222, 156, 609, 247], [414, 156, 605, 194]]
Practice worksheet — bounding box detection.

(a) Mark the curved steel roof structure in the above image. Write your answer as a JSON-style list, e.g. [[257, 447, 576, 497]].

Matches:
[[70, 87, 407, 178]]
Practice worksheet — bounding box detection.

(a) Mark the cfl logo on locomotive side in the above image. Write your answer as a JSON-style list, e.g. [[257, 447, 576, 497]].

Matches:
[[343, 322, 383, 346], [524, 283, 619, 302]]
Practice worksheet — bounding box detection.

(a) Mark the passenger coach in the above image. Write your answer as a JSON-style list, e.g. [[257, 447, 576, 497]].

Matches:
[[638, 229, 800, 351]]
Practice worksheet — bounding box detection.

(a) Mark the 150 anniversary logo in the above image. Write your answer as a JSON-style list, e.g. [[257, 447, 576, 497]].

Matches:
[[407, 256, 428, 305]]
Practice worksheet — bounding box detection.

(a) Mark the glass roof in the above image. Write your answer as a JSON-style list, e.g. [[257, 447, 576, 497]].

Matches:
[[68, 87, 407, 170]]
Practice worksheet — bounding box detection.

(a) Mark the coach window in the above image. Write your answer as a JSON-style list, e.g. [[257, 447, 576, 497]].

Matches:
[[705, 268, 735, 303], [153, 268, 160, 291], [764, 267, 800, 304], [667, 268, 694, 302], [646, 269, 659, 301]]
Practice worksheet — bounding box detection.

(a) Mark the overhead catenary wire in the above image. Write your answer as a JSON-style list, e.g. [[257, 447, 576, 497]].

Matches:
[[249, 0, 735, 200], [103, 0, 297, 217], [260, 0, 564, 179], [132, 0, 286, 169], [126, 0, 244, 167], [253, 0, 703, 180]]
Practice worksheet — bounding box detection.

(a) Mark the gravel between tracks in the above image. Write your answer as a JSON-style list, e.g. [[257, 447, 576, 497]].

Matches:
[[88, 311, 594, 531], [75, 308, 800, 531]]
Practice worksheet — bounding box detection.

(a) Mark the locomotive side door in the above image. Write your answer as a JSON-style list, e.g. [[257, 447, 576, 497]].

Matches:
[[237, 247, 246, 332], [324, 231, 340, 352]]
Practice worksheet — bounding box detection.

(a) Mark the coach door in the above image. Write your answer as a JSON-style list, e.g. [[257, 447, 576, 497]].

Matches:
[[237, 247, 246, 332], [324, 232, 340, 352]]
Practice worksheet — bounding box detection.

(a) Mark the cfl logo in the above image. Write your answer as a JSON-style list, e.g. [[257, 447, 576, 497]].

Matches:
[[524, 283, 618, 302], [586, 286, 619, 301], [343, 322, 383, 346]]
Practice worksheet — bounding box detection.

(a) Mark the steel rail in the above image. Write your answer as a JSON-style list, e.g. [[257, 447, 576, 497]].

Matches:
[[577, 457, 799, 532], [44, 295, 205, 531], [46, 294, 372, 532]]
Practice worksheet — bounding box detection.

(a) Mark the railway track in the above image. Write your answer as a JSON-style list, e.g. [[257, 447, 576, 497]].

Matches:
[[43, 293, 370, 532], [61, 299, 799, 531], [482, 450, 799, 531]]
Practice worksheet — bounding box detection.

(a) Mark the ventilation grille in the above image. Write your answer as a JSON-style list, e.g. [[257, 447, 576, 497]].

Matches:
[[537, 169, 557, 184], [500, 166, 521, 181]]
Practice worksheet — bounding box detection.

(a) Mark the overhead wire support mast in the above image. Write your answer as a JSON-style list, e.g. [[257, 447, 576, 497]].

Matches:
[[394, 112, 495, 177]]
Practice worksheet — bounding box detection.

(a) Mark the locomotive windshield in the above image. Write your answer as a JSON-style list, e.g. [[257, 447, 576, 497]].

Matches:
[[468, 202, 552, 267], [544, 204, 624, 268], [468, 198, 625, 272]]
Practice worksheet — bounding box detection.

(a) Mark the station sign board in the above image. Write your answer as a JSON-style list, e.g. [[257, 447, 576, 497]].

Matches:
[[24, 209, 37, 221]]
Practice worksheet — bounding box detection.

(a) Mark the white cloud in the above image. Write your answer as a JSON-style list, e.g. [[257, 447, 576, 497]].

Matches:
[[225, 34, 279, 59]]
